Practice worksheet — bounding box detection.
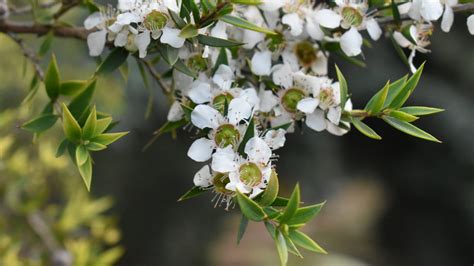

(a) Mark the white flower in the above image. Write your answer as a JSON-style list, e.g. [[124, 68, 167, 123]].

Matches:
[[393, 23, 432, 72], [263, 129, 287, 150], [440, 0, 457, 32], [84, 12, 110, 56], [211, 137, 273, 198], [340, 27, 363, 57], [187, 99, 253, 162], [408, 0, 443, 21], [251, 50, 272, 76], [160, 27, 185, 48], [282, 12, 304, 36], [281, 40, 328, 75]]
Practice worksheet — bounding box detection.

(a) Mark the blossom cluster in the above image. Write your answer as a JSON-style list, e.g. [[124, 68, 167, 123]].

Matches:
[[84, 0, 471, 202]]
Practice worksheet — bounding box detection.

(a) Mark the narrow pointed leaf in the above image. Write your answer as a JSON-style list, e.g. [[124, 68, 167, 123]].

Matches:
[[179, 24, 199, 38], [287, 202, 326, 226], [78, 156, 92, 191], [62, 103, 82, 141], [335, 65, 348, 108], [278, 183, 300, 223], [365, 81, 390, 115], [236, 190, 267, 221], [91, 132, 128, 146], [178, 186, 207, 201], [85, 142, 107, 151], [95, 48, 129, 76], [399, 106, 444, 116], [383, 116, 441, 143], [196, 34, 244, 47], [56, 139, 69, 158], [351, 117, 382, 140], [383, 75, 408, 108], [275, 230, 288, 266], [237, 215, 249, 245], [21, 114, 58, 133], [82, 106, 97, 140], [75, 145, 89, 166], [257, 170, 279, 207], [68, 79, 96, 121], [93, 117, 113, 136], [45, 54, 60, 100], [220, 15, 276, 35], [60, 80, 87, 96], [288, 230, 327, 254], [390, 62, 425, 108], [388, 110, 418, 122]]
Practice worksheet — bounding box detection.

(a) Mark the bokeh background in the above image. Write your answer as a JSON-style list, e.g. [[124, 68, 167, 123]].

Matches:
[[1, 2, 473, 265]]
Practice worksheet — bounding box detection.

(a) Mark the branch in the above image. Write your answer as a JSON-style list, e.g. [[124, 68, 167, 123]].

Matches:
[[377, 3, 474, 25], [0, 20, 89, 39], [141, 59, 172, 95], [8, 33, 44, 80]]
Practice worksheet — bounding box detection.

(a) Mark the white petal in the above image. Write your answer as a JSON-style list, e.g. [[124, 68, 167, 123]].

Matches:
[[114, 29, 128, 47], [468, 15, 474, 35], [420, 0, 443, 21], [191, 104, 222, 129], [297, 97, 319, 114], [398, 2, 412, 14], [135, 31, 151, 58], [327, 106, 342, 124], [315, 9, 341, 29], [293, 72, 321, 94], [340, 27, 363, 57], [259, 90, 279, 113], [84, 12, 103, 30], [193, 165, 213, 187], [272, 64, 293, 89], [167, 101, 184, 122], [366, 18, 382, 41], [259, 0, 285, 12], [163, 0, 179, 13], [441, 4, 454, 33], [408, 0, 422, 20], [282, 13, 304, 36], [326, 122, 349, 136], [306, 17, 325, 40], [211, 146, 238, 173], [213, 64, 234, 90], [211, 21, 228, 39], [228, 98, 252, 125], [393, 31, 412, 48], [305, 109, 327, 132], [87, 30, 107, 57], [161, 27, 186, 48], [188, 138, 215, 162], [115, 12, 140, 25], [243, 30, 265, 49], [188, 81, 212, 104], [244, 137, 272, 164], [118, 0, 140, 11], [408, 49, 417, 73], [239, 88, 260, 109], [264, 129, 286, 150], [251, 51, 272, 76]]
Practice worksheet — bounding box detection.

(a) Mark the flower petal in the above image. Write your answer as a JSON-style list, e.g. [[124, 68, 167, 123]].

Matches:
[[441, 4, 454, 32], [87, 30, 107, 57], [213, 64, 234, 90], [135, 31, 151, 58], [327, 106, 342, 124], [161, 27, 186, 48], [193, 165, 213, 187], [315, 9, 341, 29], [259, 90, 279, 113], [340, 27, 363, 57], [191, 104, 222, 129], [420, 0, 443, 21], [264, 129, 286, 150], [212, 146, 238, 173], [167, 101, 184, 122], [188, 138, 215, 162], [305, 109, 326, 132], [282, 13, 304, 36], [228, 98, 252, 125], [306, 16, 325, 40], [188, 81, 212, 104], [272, 64, 293, 89], [297, 97, 319, 114], [251, 51, 272, 76], [84, 12, 103, 30], [239, 88, 260, 109], [244, 137, 272, 164], [467, 14, 474, 35], [366, 18, 382, 41]]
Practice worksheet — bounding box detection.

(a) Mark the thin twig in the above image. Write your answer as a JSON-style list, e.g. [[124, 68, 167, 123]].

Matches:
[[0, 20, 90, 39], [141, 59, 172, 95], [8, 33, 45, 80], [53, 0, 80, 20]]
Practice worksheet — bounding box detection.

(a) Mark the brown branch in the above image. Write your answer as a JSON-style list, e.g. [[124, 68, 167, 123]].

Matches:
[[53, 0, 80, 20], [141, 59, 172, 95], [377, 3, 474, 25], [0, 20, 89, 39], [8, 33, 45, 80]]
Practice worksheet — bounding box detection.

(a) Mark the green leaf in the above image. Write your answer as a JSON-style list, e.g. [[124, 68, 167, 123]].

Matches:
[[196, 34, 243, 47], [56, 139, 69, 157], [278, 183, 300, 224], [93, 117, 113, 136], [178, 186, 207, 201], [264, 207, 281, 220], [173, 59, 197, 78], [399, 106, 444, 116], [60, 80, 87, 96], [350, 117, 382, 140], [220, 15, 276, 35], [389, 34, 410, 69], [272, 196, 290, 207], [383, 75, 408, 108], [257, 170, 279, 207], [237, 117, 255, 156], [68, 79, 96, 121], [283, 234, 303, 258], [288, 230, 327, 254], [38, 31, 54, 57], [82, 106, 97, 140], [236, 215, 249, 245], [287, 202, 325, 226], [383, 116, 441, 143], [388, 110, 418, 122], [275, 230, 288, 266], [179, 24, 199, 38], [45, 54, 60, 100], [78, 156, 92, 191], [389, 62, 425, 108], [169, 10, 186, 28], [91, 132, 129, 146], [213, 48, 229, 74], [75, 145, 89, 166], [21, 114, 58, 133], [85, 142, 107, 151], [365, 81, 389, 115], [236, 190, 267, 221], [335, 65, 348, 109], [62, 103, 82, 141], [157, 44, 179, 66], [95, 48, 129, 76]]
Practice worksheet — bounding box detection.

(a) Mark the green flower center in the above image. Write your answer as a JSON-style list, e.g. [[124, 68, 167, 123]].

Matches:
[[213, 173, 231, 194], [239, 163, 262, 187], [342, 7, 363, 27], [281, 88, 305, 113], [214, 124, 240, 148], [144, 10, 168, 31], [295, 41, 318, 67], [188, 55, 208, 72], [212, 93, 234, 114]]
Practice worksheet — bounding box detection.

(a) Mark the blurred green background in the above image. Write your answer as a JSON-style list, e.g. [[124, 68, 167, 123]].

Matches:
[[1, 2, 473, 265]]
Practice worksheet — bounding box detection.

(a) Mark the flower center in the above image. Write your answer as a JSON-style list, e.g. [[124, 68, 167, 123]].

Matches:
[[295, 41, 318, 67], [144, 10, 168, 31], [187, 55, 208, 72], [319, 87, 335, 107], [281, 88, 305, 113], [213, 173, 231, 194], [341, 7, 363, 27], [214, 124, 240, 148], [212, 93, 234, 114], [239, 163, 262, 187]]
